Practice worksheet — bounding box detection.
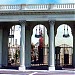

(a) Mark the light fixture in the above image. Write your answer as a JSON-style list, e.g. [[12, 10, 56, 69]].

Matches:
[[35, 25, 42, 38], [63, 25, 70, 38]]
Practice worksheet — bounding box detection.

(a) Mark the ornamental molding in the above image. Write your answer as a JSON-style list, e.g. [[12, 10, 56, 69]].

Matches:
[[0, 10, 74, 15], [19, 20, 27, 26], [49, 20, 55, 25]]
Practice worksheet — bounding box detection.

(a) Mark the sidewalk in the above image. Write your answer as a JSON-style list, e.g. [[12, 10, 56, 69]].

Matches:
[[0, 68, 75, 75]]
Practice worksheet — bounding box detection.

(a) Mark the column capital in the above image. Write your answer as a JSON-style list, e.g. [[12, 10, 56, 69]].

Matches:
[[49, 20, 55, 25], [19, 20, 26, 25]]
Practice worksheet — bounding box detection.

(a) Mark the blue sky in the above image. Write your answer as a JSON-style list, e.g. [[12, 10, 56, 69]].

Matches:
[[0, 0, 74, 4]]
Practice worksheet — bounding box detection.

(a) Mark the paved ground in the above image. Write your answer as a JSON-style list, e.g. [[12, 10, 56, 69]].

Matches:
[[0, 69, 75, 75]]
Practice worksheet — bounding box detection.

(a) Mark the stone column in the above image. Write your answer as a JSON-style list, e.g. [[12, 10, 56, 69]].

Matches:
[[43, 26, 48, 64], [2, 28, 9, 67], [48, 20, 55, 71], [69, 48, 72, 65], [43, 45, 48, 64], [19, 20, 26, 70]]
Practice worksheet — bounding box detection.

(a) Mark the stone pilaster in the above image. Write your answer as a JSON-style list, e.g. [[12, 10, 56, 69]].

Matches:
[[25, 27, 31, 68], [0, 29, 3, 67], [2, 28, 9, 67]]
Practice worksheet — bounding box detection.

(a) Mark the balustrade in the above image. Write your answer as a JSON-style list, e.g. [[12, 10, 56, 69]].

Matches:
[[56, 4, 75, 9], [0, 4, 75, 11]]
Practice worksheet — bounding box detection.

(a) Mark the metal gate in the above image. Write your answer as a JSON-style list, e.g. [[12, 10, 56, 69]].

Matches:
[[31, 45, 48, 66]]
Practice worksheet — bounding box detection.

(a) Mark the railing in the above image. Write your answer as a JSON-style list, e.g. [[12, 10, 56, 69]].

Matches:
[[55, 3, 75, 9], [0, 3, 75, 11]]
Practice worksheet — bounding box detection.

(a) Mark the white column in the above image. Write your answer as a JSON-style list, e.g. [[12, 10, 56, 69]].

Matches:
[[43, 46, 48, 64], [43, 26, 48, 64], [69, 48, 72, 65], [19, 20, 26, 70], [48, 20, 55, 71]]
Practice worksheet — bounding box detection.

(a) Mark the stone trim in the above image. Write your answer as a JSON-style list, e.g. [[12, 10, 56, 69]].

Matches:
[[0, 10, 74, 15]]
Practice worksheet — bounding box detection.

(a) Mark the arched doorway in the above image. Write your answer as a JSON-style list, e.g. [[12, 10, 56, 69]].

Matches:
[[31, 24, 49, 69], [55, 24, 73, 67], [8, 25, 21, 66]]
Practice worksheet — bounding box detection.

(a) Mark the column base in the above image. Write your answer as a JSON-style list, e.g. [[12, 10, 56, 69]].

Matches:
[[48, 66, 55, 71], [19, 66, 26, 71]]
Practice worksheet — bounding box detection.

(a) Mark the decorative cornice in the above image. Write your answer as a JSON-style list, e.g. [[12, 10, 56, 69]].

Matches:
[[0, 9, 74, 16]]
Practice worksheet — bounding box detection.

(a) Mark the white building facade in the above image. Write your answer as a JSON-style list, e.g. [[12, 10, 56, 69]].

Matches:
[[0, 3, 75, 71]]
